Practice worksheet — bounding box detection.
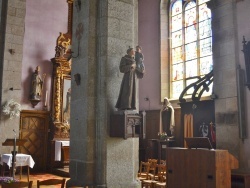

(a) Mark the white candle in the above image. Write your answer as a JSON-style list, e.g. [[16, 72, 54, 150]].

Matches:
[[44, 90, 48, 107]]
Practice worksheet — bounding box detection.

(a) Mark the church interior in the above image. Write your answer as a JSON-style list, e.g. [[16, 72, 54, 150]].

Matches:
[[0, 0, 250, 187]]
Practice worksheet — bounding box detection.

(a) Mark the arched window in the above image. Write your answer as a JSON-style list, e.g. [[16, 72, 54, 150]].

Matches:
[[170, 0, 212, 99]]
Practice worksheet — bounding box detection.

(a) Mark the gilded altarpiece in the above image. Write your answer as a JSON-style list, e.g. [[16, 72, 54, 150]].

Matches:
[[51, 0, 73, 139]]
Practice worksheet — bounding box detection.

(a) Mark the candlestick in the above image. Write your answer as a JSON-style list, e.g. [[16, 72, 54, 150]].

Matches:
[[44, 90, 48, 107], [12, 129, 17, 179]]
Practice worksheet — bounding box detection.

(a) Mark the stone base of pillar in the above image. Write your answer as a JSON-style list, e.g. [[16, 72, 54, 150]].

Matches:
[[107, 180, 141, 188], [66, 179, 107, 188]]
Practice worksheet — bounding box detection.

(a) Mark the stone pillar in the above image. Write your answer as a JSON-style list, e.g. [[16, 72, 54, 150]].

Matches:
[[0, 0, 26, 154], [67, 0, 139, 187], [210, 0, 240, 159]]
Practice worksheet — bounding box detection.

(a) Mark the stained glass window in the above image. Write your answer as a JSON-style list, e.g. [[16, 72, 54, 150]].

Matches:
[[170, 0, 212, 99]]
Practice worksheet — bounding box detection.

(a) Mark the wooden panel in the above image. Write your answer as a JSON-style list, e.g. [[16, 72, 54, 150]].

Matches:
[[166, 148, 238, 188], [145, 110, 161, 139], [180, 100, 215, 148], [139, 109, 180, 161], [167, 148, 187, 188], [173, 108, 181, 147], [19, 110, 49, 172]]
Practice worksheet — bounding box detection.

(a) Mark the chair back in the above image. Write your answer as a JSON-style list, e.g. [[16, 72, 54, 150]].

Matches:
[[37, 178, 66, 188], [138, 161, 150, 179], [156, 163, 167, 182], [159, 160, 166, 165], [1, 181, 33, 188], [148, 158, 158, 177]]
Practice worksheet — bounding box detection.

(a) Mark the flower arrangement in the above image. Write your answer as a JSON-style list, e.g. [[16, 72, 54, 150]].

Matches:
[[158, 132, 168, 140], [0, 177, 19, 183], [2, 99, 21, 119]]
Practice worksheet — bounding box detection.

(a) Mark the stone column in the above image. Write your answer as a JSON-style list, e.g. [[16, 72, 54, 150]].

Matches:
[[67, 0, 139, 187], [210, 0, 240, 159]]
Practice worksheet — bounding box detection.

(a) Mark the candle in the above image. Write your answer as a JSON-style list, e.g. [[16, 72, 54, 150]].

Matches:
[[44, 90, 48, 107]]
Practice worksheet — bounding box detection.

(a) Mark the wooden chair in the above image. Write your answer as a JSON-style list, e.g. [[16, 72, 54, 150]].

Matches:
[[37, 178, 66, 188], [1, 181, 33, 188], [154, 181, 166, 188], [147, 159, 158, 180], [154, 164, 166, 181], [154, 164, 167, 188], [159, 160, 166, 165], [138, 161, 150, 181], [141, 179, 158, 188], [141, 160, 164, 188]]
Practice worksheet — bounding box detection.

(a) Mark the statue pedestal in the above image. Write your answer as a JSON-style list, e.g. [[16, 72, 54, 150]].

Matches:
[[110, 111, 145, 139]]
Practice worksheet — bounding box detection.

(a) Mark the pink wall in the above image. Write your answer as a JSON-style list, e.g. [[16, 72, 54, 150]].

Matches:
[[138, 0, 162, 111], [21, 0, 68, 110]]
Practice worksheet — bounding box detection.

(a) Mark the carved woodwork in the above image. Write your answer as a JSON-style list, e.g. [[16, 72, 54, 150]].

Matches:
[[51, 58, 71, 139], [50, 0, 73, 139], [19, 110, 49, 171], [110, 111, 145, 139], [242, 36, 250, 89], [179, 70, 214, 103]]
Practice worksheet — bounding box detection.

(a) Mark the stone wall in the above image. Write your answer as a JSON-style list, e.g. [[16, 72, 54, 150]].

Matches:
[[0, 0, 26, 154]]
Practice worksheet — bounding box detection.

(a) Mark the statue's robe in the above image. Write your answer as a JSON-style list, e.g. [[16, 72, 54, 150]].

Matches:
[[115, 55, 137, 110]]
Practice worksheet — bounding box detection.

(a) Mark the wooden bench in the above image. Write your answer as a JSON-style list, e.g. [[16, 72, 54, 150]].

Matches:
[[231, 170, 250, 188]]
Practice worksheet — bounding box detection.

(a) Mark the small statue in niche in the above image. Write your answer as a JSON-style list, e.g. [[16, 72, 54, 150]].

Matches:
[[199, 122, 209, 137], [55, 45, 66, 58], [159, 97, 175, 137], [63, 88, 71, 124], [115, 47, 145, 110], [30, 66, 46, 101]]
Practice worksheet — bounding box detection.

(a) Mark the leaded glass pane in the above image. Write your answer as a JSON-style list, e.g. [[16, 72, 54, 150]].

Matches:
[[172, 63, 184, 80], [198, 0, 210, 5], [199, 19, 211, 39], [172, 47, 183, 64], [185, 6, 197, 43], [172, 30, 182, 48], [170, 0, 212, 99], [172, 81, 183, 99], [185, 1, 196, 10], [200, 56, 213, 75], [186, 60, 197, 78], [172, 0, 182, 16], [185, 42, 197, 60], [172, 14, 182, 32], [186, 78, 199, 95], [199, 4, 211, 39], [200, 38, 212, 57], [199, 3, 211, 22]]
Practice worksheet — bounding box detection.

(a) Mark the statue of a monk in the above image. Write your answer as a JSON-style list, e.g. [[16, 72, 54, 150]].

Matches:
[[115, 47, 144, 110]]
